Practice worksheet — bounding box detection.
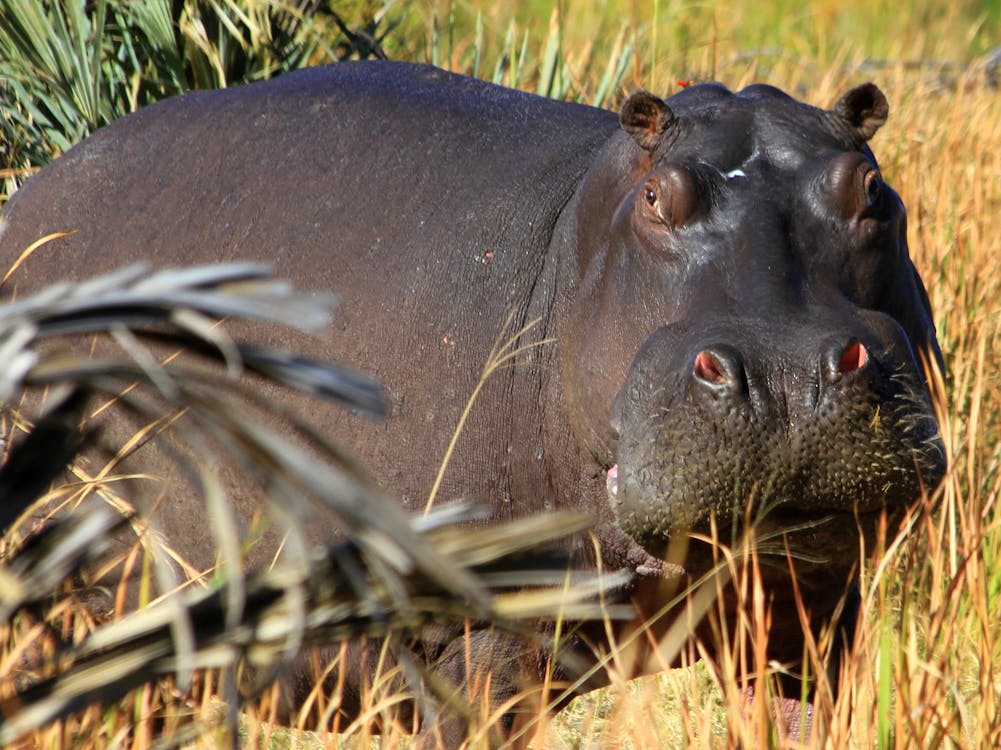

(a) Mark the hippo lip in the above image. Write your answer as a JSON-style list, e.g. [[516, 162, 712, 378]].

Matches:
[[605, 460, 907, 566], [607, 458, 897, 518], [606, 463, 619, 500], [600, 464, 671, 578]]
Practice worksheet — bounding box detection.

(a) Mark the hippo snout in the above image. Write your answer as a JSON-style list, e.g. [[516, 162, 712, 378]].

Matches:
[[609, 320, 946, 557]]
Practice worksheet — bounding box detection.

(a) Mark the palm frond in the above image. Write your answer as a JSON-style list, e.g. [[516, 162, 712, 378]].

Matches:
[[0, 261, 629, 742], [0, 506, 627, 743]]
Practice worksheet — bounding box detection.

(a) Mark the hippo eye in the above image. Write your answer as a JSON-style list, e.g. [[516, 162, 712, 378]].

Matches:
[[639, 165, 702, 229], [827, 153, 885, 221], [863, 170, 882, 207]]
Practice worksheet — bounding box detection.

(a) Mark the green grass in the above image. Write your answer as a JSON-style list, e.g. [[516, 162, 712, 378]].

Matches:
[[0, 0, 323, 187]]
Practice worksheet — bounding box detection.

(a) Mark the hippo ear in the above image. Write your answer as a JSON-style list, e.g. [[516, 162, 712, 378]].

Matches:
[[833, 83, 889, 141], [620, 90, 677, 152]]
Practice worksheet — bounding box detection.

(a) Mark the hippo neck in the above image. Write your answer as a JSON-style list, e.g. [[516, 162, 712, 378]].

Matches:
[[520, 147, 632, 531], [549, 132, 649, 468]]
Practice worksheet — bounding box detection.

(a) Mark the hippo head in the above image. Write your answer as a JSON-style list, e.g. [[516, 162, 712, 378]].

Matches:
[[563, 82, 945, 574]]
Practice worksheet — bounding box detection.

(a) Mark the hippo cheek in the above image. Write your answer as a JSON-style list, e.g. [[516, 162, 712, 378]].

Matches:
[[606, 325, 945, 568]]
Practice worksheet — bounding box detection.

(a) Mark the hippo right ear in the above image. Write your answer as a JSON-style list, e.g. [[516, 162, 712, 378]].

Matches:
[[620, 91, 677, 152], [833, 83, 889, 142]]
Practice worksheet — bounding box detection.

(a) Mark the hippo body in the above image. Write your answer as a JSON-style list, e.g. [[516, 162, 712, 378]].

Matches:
[[0, 61, 944, 735]]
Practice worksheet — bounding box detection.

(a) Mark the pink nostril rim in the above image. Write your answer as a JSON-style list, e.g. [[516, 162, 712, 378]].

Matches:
[[694, 350, 726, 383], [838, 340, 869, 374]]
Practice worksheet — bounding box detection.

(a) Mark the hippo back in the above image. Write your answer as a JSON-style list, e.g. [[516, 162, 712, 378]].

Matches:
[[0, 61, 620, 572]]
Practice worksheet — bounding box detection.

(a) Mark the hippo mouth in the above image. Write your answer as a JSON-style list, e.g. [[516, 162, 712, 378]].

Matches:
[[603, 457, 928, 579], [605, 464, 620, 503]]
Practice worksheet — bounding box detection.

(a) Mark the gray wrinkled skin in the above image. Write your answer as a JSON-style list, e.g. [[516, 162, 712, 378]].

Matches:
[[0, 63, 945, 739]]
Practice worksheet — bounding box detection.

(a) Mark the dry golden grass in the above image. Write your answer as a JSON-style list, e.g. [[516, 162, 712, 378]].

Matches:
[[2, 4, 1000, 749]]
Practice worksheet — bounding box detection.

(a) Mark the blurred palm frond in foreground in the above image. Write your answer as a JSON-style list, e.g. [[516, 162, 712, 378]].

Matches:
[[0, 260, 625, 743]]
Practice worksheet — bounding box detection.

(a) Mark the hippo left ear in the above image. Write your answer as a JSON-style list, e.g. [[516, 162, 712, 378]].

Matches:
[[833, 83, 889, 141], [620, 91, 677, 152]]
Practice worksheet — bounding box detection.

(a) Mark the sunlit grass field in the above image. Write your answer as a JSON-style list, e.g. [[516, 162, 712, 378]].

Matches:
[[1, 0, 999, 747]]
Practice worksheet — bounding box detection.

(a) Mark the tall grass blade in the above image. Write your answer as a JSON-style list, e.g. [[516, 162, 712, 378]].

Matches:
[[536, 7, 562, 98], [592, 28, 633, 108]]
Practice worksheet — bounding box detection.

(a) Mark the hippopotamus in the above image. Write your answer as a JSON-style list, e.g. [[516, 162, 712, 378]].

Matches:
[[0, 61, 944, 739]]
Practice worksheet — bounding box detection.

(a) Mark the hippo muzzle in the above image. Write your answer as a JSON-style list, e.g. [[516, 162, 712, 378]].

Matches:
[[607, 311, 946, 563]]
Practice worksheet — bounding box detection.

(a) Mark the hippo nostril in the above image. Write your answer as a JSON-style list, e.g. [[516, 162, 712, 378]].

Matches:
[[694, 350, 725, 383], [823, 338, 870, 383], [693, 347, 744, 392], [838, 340, 868, 374]]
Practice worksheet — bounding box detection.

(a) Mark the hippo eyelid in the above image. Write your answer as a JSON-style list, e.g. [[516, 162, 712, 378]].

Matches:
[[863, 169, 882, 208], [822, 152, 884, 221]]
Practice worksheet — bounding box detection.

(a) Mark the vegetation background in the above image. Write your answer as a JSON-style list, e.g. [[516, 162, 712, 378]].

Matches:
[[1, 0, 999, 747]]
